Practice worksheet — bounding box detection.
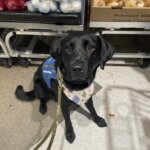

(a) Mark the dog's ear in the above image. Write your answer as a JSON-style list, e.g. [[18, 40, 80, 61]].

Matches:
[[98, 35, 114, 69], [50, 38, 62, 60]]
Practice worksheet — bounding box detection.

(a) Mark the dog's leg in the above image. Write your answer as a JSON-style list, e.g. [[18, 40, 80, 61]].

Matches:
[[61, 95, 75, 143], [85, 97, 107, 127], [39, 98, 48, 114], [33, 81, 49, 114]]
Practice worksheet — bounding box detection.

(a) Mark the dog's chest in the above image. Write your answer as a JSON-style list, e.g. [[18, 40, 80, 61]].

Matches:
[[63, 83, 95, 105]]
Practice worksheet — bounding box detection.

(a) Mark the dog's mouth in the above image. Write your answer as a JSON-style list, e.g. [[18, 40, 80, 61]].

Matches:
[[63, 79, 90, 91]]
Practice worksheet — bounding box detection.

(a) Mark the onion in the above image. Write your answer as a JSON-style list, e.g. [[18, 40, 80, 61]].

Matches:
[[60, 2, 71, 13], [0, 0, 7, 10], [49, 1, 57, 12], [39, 1, 51, 13], [5, 0, 27, 10], [19, 0, 27, 9], [27, 1, 37, 12], [61, 0, 82, 13], [71, 0, 82, 13], [31, 0, 40, 9], [5, 0, 20, 10]]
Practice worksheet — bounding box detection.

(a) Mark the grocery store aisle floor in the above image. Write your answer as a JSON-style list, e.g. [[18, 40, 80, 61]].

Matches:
[[0, 63, 150, 150]]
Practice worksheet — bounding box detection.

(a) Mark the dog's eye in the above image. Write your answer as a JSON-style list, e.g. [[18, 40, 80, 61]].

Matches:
[[66, 47, 73, 53], [65, 42, 74, 53], [87, 45, 96, 52]]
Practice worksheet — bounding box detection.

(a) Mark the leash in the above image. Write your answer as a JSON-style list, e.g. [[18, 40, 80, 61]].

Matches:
[[33, 68, 63, 150]]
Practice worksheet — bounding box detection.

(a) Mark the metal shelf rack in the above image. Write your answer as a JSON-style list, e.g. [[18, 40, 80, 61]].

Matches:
[[90, 22, 150, 60], [0, 29, 10, 59], [0, 0, 86, 62]]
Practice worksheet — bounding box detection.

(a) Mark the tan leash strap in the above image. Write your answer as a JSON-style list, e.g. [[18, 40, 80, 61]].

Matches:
[[33, 68, 63, 150]]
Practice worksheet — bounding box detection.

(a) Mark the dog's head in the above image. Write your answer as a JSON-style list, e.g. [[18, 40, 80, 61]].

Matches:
[[50, 34, 114, 90]]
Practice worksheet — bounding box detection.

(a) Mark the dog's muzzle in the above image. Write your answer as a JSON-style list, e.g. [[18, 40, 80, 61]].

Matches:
[[70, 62, 87, 81]]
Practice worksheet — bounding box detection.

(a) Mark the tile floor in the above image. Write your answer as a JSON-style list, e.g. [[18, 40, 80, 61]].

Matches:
[[0, 63, 150, 150]]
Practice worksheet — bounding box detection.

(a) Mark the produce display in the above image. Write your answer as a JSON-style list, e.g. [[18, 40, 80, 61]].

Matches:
[[27, 0, 82, 13], [0, 0, 27, 11], [92, 0, 150, 7], [0, 0, 82, 13]]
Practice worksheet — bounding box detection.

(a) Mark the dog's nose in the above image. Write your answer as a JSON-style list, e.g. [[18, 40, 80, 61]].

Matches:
[[73, 65, 84, 73]]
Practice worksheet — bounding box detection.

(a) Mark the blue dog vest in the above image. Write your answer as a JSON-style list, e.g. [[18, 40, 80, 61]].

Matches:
[[42, 57, 57, 89]]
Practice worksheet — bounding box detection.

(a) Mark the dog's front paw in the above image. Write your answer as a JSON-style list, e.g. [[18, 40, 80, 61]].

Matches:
[[93, 116, 107, 127], [39, 104, 47, 114], [66, 129, 75, 143]]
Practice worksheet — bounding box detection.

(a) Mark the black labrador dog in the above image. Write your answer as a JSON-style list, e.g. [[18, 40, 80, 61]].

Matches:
[[15, 33, 114, 143]]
